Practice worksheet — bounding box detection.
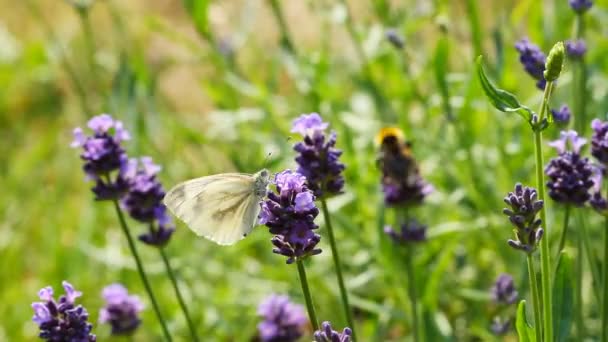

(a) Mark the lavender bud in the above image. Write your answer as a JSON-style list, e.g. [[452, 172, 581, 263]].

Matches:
[[544, 42, 565, 82]]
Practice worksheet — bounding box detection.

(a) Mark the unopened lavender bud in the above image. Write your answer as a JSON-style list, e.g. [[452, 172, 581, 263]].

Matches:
[[544, 42, 565, 82], [535, 228, 544, 242]]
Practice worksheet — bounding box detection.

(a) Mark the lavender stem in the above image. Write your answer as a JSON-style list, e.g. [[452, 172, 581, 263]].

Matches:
[[296, 259, 319, 331]]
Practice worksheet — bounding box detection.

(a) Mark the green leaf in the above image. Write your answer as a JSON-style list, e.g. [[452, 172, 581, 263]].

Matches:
[[516, 300, 536, 342], [182, 0, 210, 39], [553, 251, 574, 342], [475, 56, 535, 122]]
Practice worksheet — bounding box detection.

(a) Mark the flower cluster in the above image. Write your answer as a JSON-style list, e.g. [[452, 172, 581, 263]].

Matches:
[[291, 113, 345, 198], [313, 321, 353, 342], [71, 114, 130, 200], [32, 281, 96, 341], [260, 170, 322, 264], [565, 39, 587, 59], [384, 220, 427, 244], [551, 105, 571, 125], [385, 29, 404, 49], [257, 294, 307, 342], [99, 284, 144, 336], [491, 317, 512, 336], [545, 131, 594, 206], [515, 38, 547, 90], [121, 157, 175, 247], [491, 273, 518, 305], [503, 183, 544, 253], [569, 0, 593, 13], [590, 120, 608, 214]]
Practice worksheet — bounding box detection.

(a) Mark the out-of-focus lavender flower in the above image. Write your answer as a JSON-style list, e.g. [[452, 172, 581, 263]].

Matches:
[[72, 114, 131, 200], [384, 220, 427, 244], [545, 130, 594, 206], [99, 284, 144, 336], [590, 165, 608, 214], [259, 170, 322, 264], [491, 317, 512, 335], [551, 105, 571, 125], [313, 321, 352, 342], [257, 294, 307, 342], [32, 281, 96, 341], [291, 113, 345, 198], [565, 39, 587, 59], [382, 180, 433, 206], [385, 29, 404, 49], [515, 38, 547, 90], [503, 184, 544, 253], [121, 157, 175, 247], [591, 119, 608, 165], [569, 0, 593, 13], [490, 274, 518, 305]]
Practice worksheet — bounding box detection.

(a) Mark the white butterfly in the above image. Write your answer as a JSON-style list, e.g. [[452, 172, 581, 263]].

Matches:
[[163, 169, 271, 245]]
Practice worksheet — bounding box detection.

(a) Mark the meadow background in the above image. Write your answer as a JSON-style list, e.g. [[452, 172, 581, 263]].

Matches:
[[1, 0, 607, 340]]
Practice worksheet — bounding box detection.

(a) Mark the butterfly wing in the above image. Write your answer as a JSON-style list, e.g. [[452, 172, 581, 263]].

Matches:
[[163, 173, 258, 245]]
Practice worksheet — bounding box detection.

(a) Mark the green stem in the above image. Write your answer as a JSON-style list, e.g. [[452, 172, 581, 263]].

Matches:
[[602, 215, 608, 342], [534, 80, 554, 342], [527, 254, 543, 342], [77, 8, 99, 81], [112, 201, 172, 341], [576, 223, 585, 339], [296, 260, 319, 331], [556, 205, 571, 257], [573, 13, 587, 134], [267, 0, 296, 54], [320, 199, 356, 340], [405, 247, 420, 342], [158, 247, 200, 342], [579, 213, 602, 304]]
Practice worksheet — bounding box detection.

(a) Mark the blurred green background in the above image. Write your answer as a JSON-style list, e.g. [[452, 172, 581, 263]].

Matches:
[[1, 0, 607, 340]]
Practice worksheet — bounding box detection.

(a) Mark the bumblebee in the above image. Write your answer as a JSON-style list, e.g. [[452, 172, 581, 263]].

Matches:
[[375, 127, 419, 186]]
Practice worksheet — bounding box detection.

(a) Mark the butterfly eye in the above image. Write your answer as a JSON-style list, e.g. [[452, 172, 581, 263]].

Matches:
[[260, 170, 269, 178]]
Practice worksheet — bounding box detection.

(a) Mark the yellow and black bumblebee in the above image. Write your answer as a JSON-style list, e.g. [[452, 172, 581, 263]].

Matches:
[[375, 127, 419, 186]]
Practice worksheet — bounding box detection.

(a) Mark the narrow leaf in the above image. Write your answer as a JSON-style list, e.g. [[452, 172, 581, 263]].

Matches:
[[553, 251, 574, 342], [475, 56, 535, 122], [516, 300, 536, 342], [182, 0, 211, 39]]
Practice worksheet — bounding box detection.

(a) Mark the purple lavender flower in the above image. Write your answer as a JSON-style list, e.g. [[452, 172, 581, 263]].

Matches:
[[491, 274, 518, 305], [314, 321, 352, 342], [591, 119, 608, 164], [551, 105, 571, 125], [385, 29, 404, 49], [259, 170, 322, 264], [545, 130, 594, 206], [503, 184, 544, 253], [384, 220, 427, 244], [31, 281, 96, 341], [590, 165, 608, 214], [515, 38, 547, 90], [291, 113, 345, 198], [565, 39, 587, 59], [72, 114, 131, 200], [99, 284, 144, 336], [382, 179, 433, 207], [490, 317, 512, 335], [121, 157, 175, 247], [569, 0, 593, 13], [257, 294, 307, 342]]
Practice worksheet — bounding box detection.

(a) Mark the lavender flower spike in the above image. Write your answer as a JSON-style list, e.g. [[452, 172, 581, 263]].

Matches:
[[291, 113, 345, 198], [99, 284, 144, 336], [565, 39, 587, 59], [569, 0, 593, 13], [257, 294, 307, 342], [72, 113, 131, 200], [491, 273, 518, 305], [384, 220, 427, 244], [551, 105, 571, 125], [545, 130, 594, 206], [121, 157, 175, 247], [314, 321, 353, 342], [32, 281, 96, 341], [591, 119, 608, 164], [515, 38, 547, 90], [503, 183, 544, 253], [260, 170, 322, 263]]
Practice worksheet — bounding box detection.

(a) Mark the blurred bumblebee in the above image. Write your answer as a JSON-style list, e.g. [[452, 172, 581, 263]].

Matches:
[[375, 127, 419, 186]]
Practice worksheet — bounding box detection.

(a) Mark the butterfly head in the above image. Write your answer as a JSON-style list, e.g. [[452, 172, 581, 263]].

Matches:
[[253, 169, 271, 197]]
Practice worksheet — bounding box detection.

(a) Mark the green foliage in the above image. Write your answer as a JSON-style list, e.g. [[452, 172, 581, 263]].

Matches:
[[553, 251, 574, 342], [516, 300, 536, 342]]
